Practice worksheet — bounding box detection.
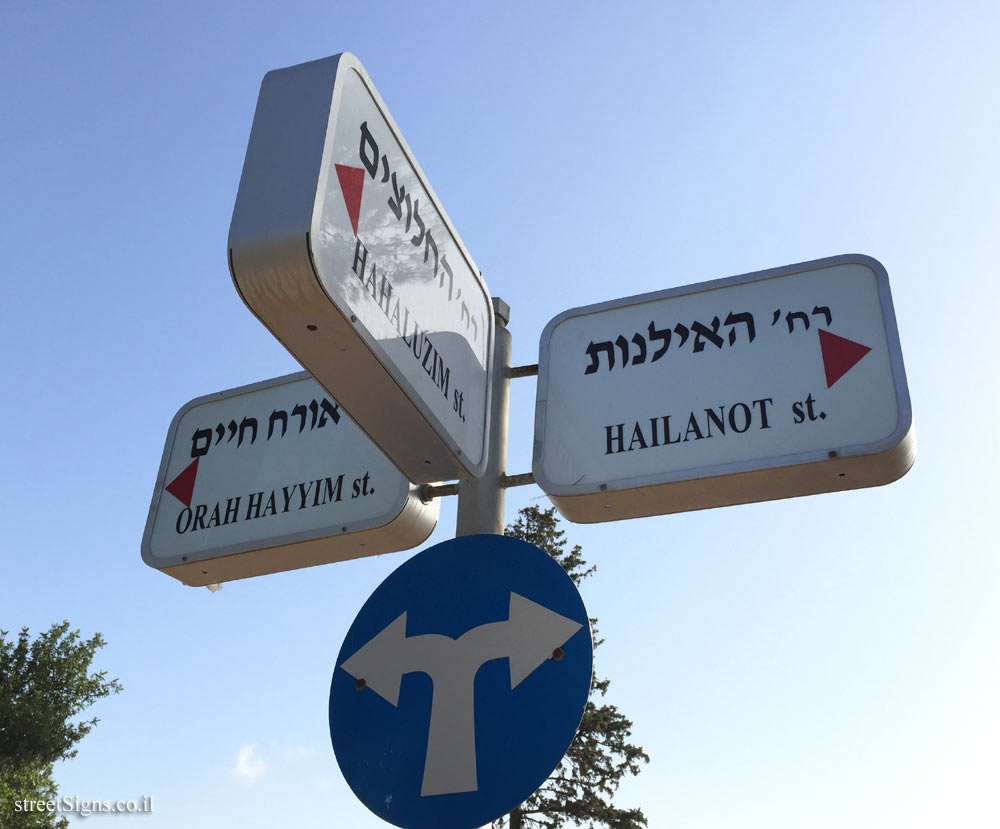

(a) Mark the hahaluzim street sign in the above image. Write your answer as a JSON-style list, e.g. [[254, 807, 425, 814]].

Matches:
[[532, 254, 915, 523], [330, 534, 593, 829], [228, 53, 493, 485], [141, 373, 438, 587]]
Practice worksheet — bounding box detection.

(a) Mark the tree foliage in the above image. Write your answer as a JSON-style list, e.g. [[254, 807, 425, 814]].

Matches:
[[496, 506, 649, 829], [0, 622, 122, 828]]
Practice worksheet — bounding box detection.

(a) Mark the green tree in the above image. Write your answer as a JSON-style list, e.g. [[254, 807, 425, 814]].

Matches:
[[496, 506, 649, 829], [0, 622, 122, 828]]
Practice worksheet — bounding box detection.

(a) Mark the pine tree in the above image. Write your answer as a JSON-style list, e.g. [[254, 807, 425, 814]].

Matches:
[[496, 506, 649, 829]]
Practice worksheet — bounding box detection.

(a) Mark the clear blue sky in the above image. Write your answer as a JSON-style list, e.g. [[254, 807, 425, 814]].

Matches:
[[2, 1, 998, 827]]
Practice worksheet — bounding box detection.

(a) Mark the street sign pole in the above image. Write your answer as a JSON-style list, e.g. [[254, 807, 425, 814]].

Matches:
[[456, 298, 512, 537]]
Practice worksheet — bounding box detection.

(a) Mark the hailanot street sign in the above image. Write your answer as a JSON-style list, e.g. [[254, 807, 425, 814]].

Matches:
[[532, 255, 914, 523], [142, 373, 438, 587], [229, 53, 493, 485]]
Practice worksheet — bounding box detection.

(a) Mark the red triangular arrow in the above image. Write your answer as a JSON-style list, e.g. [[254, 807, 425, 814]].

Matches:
[[335, 164, 365, 236], [165, 458, 199, 507], [818, 329, 872, 388]]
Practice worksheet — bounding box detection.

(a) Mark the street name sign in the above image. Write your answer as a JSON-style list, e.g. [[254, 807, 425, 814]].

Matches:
[[141, 373, 438, 587], [533, 254, 915, 523], [229, 53, 493, 484], [330, 534, 592, 829]]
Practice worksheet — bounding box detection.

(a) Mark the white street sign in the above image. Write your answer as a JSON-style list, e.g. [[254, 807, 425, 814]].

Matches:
[[141, 373, 438, 586], [533, 255, 915, 523], [229, 54, 493, 484]]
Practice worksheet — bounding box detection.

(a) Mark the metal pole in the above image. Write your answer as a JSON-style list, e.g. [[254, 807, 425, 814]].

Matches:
[[455, 297, 511, 537]]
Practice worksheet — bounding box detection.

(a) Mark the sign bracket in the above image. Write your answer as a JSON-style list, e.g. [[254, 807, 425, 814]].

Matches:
[[416, 306, 538, 512]]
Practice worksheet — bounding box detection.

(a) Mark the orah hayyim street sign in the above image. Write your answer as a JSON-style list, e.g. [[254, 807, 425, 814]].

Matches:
[[533, 254, 915, 523], [330, 535, 592, 829], [141, 373, 438, 587], [229, 53, 493, 485]]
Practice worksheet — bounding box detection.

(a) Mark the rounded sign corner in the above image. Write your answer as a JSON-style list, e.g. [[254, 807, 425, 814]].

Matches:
[[538, 304, 581, 353], [138, 533, 159, 570], [529, 453, 566, 499], [841, 252, 888, 278], [462, 443, 491, 481], [865, 402, 914, 463], [334, 50, 359, 68]]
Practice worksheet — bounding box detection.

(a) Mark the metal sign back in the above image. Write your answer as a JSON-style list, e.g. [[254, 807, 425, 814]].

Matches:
[[533, 255, 915, 522], [229, 54, 493, 484], [141, 373, 438, 586]]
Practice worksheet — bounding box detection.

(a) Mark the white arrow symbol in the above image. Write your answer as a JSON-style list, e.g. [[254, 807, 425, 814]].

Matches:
[[339, 592, 583, 797]]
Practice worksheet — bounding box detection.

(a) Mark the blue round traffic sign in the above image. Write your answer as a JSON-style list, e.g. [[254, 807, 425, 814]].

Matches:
[[330, 534, 593, 829]]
